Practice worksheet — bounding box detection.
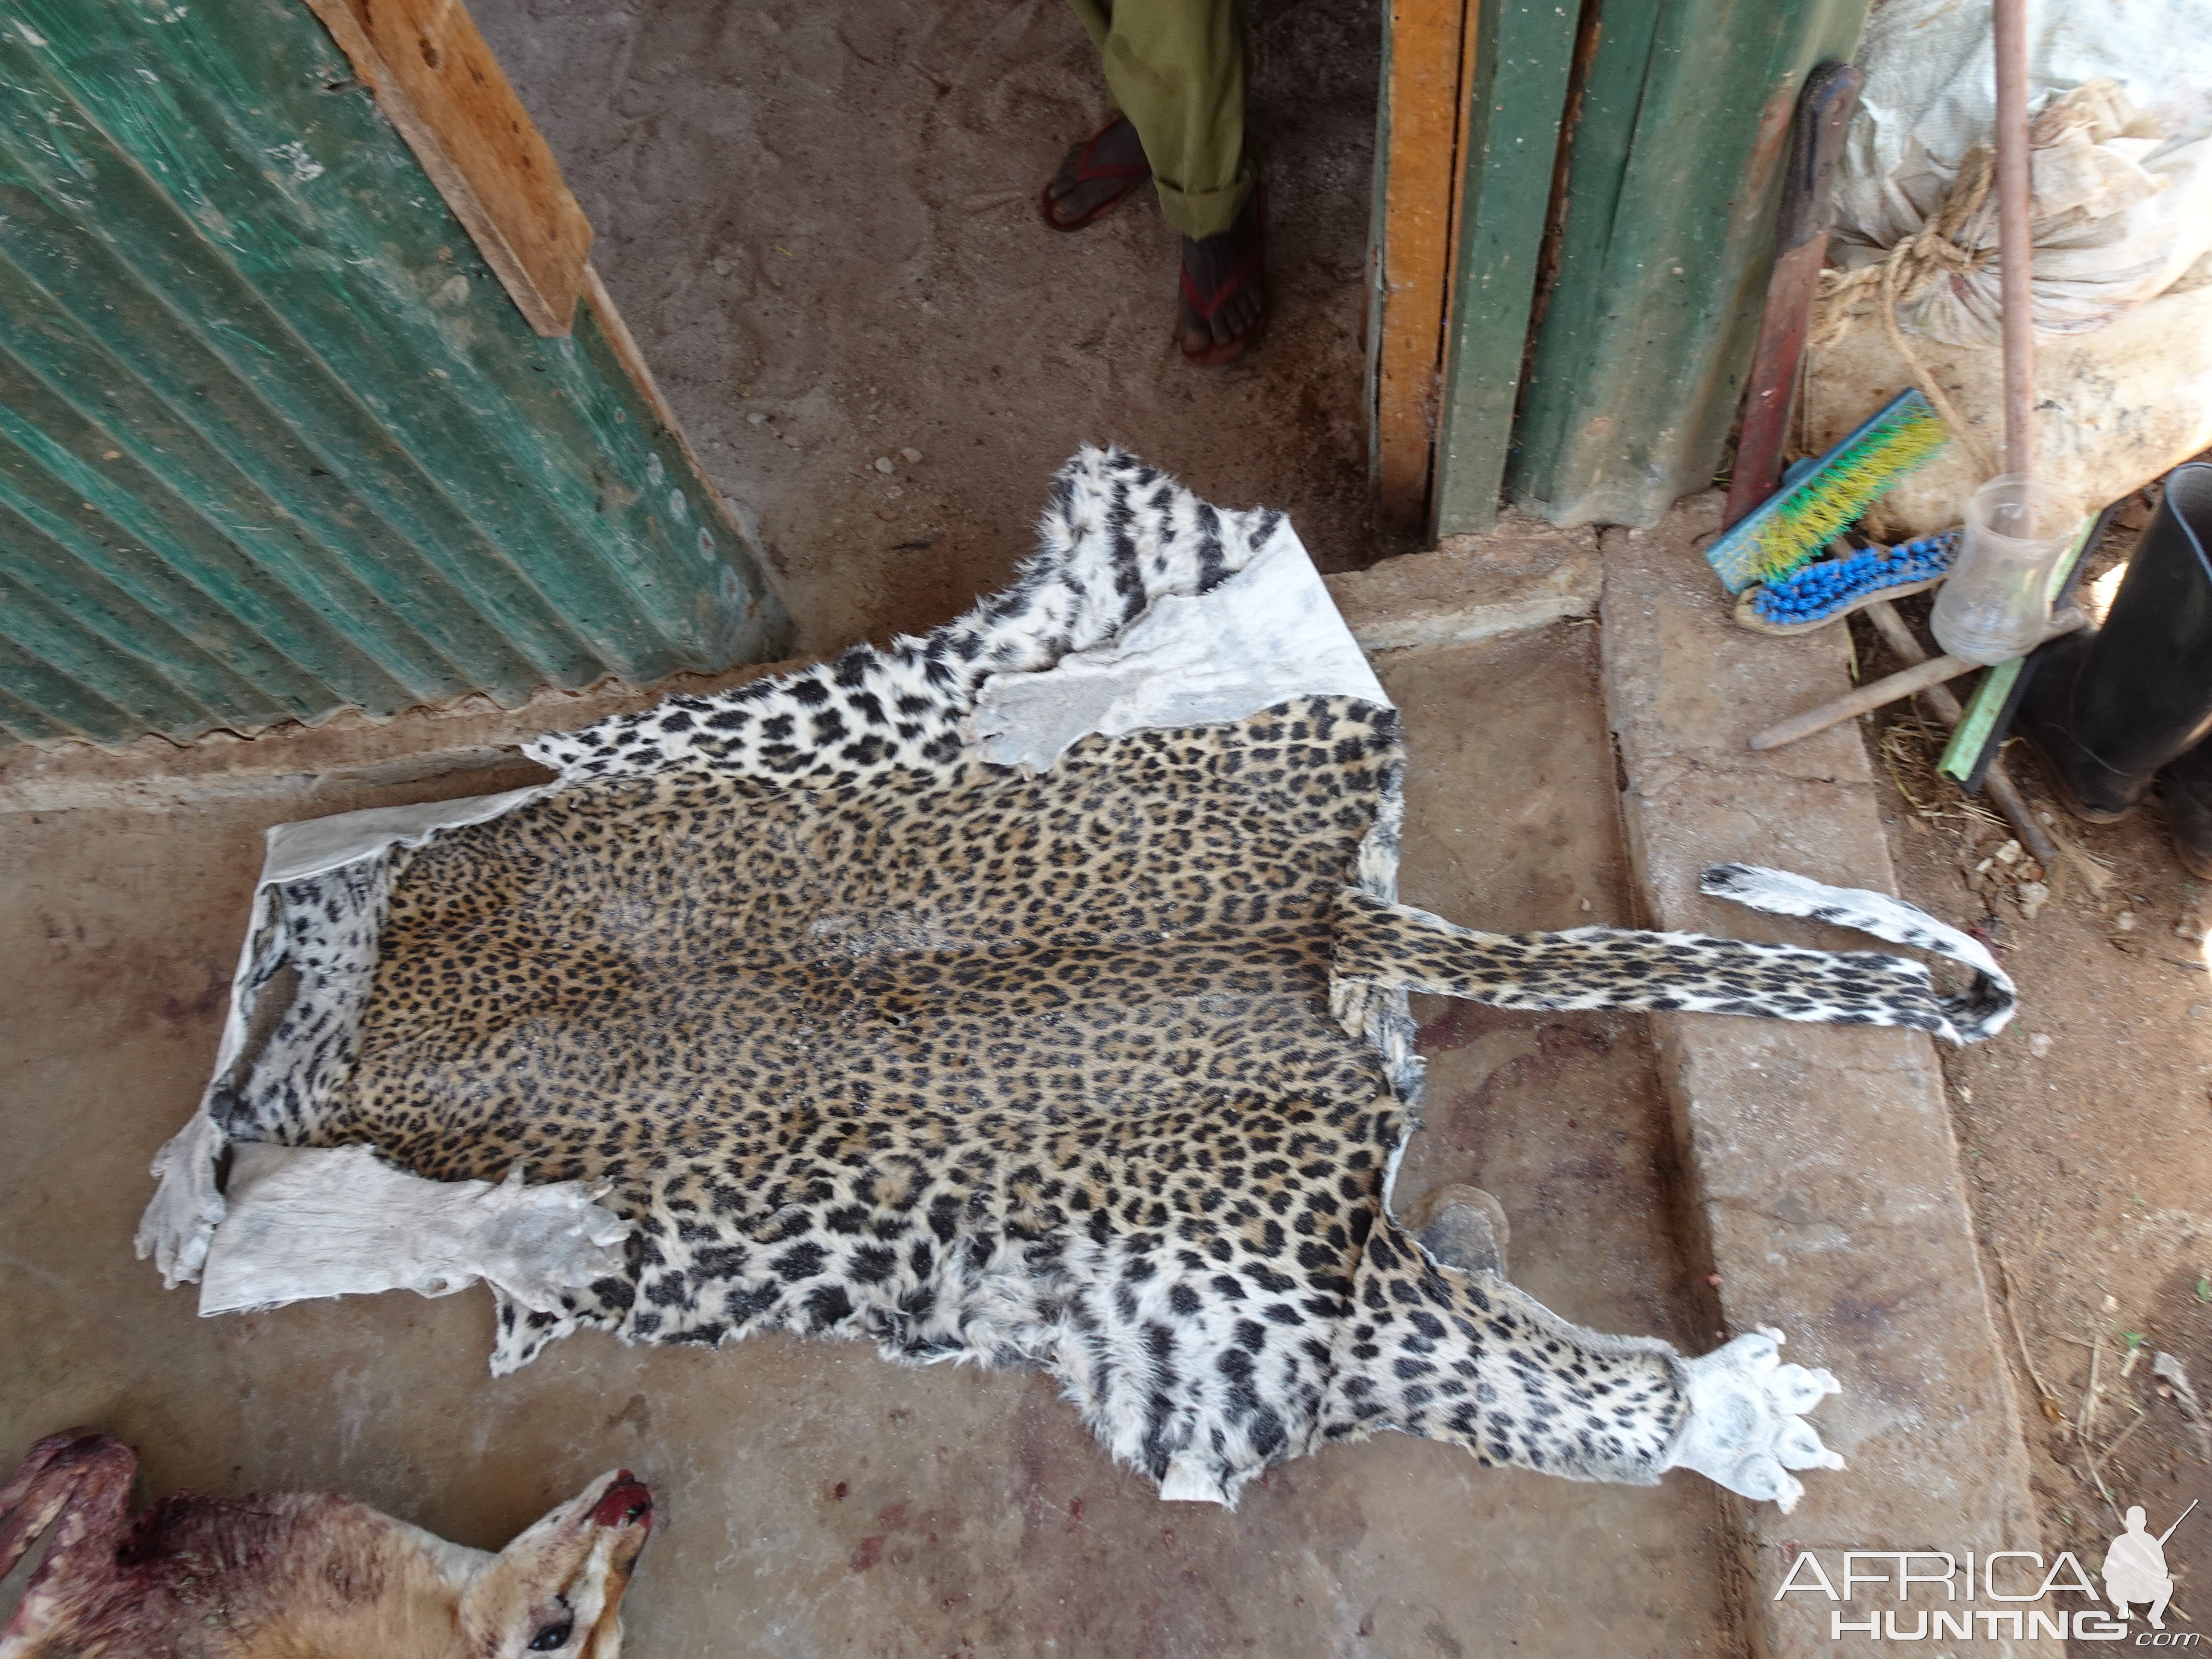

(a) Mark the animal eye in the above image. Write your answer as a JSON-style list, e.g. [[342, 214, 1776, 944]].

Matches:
[[528, 1620, 574, 1650]]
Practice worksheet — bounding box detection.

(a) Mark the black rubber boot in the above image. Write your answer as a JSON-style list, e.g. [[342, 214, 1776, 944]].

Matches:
[[2013, 463, 2212, 822], [2157, 738, 2212, 879]]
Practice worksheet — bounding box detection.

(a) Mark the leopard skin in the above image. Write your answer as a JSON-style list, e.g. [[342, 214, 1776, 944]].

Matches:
[[189, 447, 2010, 1507]]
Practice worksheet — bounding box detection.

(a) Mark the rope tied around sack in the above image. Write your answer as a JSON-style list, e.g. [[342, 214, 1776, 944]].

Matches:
[[1812, 144, 2000, 476]]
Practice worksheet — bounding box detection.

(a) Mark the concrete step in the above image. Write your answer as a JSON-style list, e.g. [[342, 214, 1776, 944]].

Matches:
[[1599, 492, 2046, 1657]]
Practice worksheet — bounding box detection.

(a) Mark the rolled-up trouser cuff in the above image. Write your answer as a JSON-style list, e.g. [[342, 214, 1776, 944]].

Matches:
[[1073, 0, 1250, 240], [1153, 163, 1256, 241]]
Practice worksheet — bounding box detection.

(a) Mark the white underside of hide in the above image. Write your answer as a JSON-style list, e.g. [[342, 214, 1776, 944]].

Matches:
[[259, 786, 558, 887], [1660, 1329, 1846, 1514], [138, 1110, 229, 1289], [1157, 1453, 1232, 1504], [969, 522, 1386, 773], [134, 787, 557, 1289], [197, 1144, 631, 1316]]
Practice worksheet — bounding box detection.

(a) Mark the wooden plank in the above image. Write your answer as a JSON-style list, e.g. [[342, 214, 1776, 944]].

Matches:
[[1504, 0, 1871, 527], [300, 0, 591, 336], [1373, 0, 1475, 533], [1429, 0, 1583, 536], [1748, 607, 2085, 750]]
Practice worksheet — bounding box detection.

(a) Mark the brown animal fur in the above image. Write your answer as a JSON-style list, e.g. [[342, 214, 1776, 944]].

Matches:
[[0, 1432, 651, 1659]]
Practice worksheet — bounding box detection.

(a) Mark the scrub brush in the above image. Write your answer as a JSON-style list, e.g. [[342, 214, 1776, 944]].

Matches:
[[1734, 531, 1960, 635], [1706, 389, 1951, 593]]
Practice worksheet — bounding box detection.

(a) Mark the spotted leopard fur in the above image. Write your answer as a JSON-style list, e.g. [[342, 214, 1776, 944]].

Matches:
[[523, 451, 1288, 790], [1336, 882, 1999, 1044], [213, 861, 397, 1148], [180, 447, 2011, 1506]]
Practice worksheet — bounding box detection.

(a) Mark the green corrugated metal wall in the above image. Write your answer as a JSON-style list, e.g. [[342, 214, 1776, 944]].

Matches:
[[0, 0, 787, 750], [1507, 0, 1868, 528], [1429, 0, 1869, 534]]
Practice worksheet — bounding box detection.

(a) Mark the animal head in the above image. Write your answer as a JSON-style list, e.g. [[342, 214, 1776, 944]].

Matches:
[[455, 1469, 655, 1658], [0, 1431, 653, 1659]]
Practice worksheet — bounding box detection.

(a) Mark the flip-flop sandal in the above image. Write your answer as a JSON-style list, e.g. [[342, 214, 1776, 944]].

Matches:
[[1040, 116, 1152, 233], [1178, 188, 1267, 367]]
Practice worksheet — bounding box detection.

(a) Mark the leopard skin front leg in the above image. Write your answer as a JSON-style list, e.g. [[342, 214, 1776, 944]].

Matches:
[[1321, 1214, 1844, 1510]]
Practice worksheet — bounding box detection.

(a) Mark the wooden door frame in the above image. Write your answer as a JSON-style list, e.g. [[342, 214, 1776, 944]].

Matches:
[[301, 0, 590, 337], [305, 0, 744, 553], [1371, 0, 1479, 536], [1369, 0, 1594, 539]]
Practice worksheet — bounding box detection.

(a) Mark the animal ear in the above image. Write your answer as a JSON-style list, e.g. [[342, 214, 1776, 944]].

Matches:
[[459, 1470, 653, 1657], [0, 1431, 138, 1584]]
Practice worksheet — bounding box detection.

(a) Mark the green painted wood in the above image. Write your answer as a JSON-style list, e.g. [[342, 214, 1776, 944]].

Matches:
[[0, 0, 786, 749], [1429, 0, 1583, 537], [1504, 0, 1870, 529], [1937, 515, 2098, 783]]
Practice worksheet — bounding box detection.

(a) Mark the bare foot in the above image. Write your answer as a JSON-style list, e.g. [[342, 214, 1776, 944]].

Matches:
[[1041, 116, 1151, 232], [1178, 187, 1266, 366]]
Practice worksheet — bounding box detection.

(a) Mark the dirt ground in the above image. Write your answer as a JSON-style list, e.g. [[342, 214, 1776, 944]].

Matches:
[[472, 0, 1401, 659], [1856, 484, 2212, 1643]]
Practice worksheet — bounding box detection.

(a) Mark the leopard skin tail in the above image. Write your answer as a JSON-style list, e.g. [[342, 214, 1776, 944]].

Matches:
[[1335, 864, 2013, 1045]]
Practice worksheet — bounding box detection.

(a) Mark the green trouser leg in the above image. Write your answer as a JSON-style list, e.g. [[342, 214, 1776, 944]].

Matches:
[[1068, 0, 1254, 239]]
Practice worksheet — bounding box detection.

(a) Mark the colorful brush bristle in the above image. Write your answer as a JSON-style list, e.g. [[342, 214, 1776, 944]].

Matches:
[[1705, 389, 1950, 593], [1735, 531, 1959, 634]]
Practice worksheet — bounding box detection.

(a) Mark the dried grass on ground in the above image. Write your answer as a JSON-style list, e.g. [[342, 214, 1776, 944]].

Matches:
[[1854, 493, 2212, 1626]]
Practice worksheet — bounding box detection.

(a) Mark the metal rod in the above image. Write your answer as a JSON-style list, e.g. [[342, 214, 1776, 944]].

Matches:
[[1861, 600, 2058, 866], [1977, 763, 2056, 867], [1747, 606, 2087, 751], [1993, 0, 2035, 479]]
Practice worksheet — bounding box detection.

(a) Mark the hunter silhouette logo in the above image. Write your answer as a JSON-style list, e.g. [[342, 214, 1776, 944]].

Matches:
[[1775, 1504, 2211, 1642], [2106, 1500, 2197, 1630]]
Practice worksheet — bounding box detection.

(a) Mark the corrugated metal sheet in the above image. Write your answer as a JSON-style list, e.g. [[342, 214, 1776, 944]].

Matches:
[[1502, 0, 1870, 529], [1428, 0, 1585, 537], [0, 0, 787, 749]]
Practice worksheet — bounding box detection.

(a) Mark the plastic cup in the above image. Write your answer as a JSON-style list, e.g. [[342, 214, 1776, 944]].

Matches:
[[1929, 475, 2071, 665]]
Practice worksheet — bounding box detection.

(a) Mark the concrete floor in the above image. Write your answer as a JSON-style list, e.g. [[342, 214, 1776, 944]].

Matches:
[[3, 3, 1753, 1643], [1, 623, 1742, 1656]]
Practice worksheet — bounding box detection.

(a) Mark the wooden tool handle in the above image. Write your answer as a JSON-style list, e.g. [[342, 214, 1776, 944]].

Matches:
[[1776, 61, 1862, 254], [1860, 600, 2057, 867], [1725, 62, 1865, 528], [1747, 607, 2087, 752]]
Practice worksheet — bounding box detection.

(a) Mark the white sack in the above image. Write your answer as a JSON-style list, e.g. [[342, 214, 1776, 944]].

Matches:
[[1803, 282, 2212, 538], [1833, 0, 2212, 342]]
